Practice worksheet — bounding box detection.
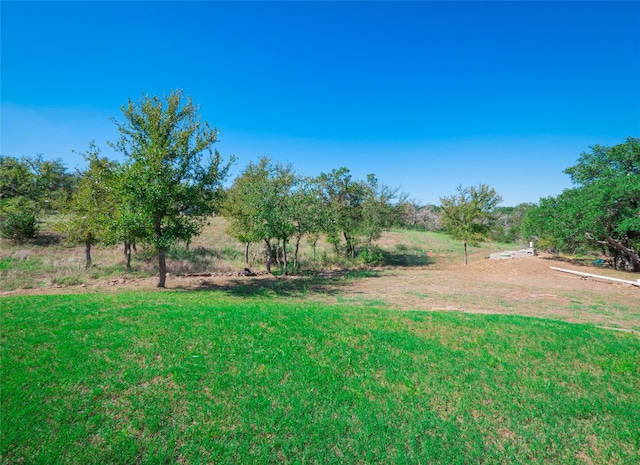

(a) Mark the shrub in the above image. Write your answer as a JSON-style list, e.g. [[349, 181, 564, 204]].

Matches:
[[358, 246, 385, 266], [0, 197, 39, 243]]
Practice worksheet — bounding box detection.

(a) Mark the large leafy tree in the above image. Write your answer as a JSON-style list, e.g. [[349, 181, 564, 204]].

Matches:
[[439, 184, 502, 265], [523, 137, 640, 270], [110, 90, 233, 287]]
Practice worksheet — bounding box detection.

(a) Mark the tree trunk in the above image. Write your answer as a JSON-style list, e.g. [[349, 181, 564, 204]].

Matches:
[[282, 238, 288, 274], [124, 242, 132, 271], [244, 242, 250, 264], [587, 234, 640, 272], [84, 236, 92, 270], [333, 241, 340, 256], [265, 239, 273, 273], [155, 215, 166, 287], [157, 247, 167, 288], [607, 238, 640, 272], [464, 241, 468, 265], [294, 235, 302, 269], [344, 231, 354, 258]]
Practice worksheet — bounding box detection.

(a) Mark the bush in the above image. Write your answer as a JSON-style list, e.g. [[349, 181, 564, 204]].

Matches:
[[0, 198, 39, 243], [358, 246, 385, 266], [271, 262, 301, 276]]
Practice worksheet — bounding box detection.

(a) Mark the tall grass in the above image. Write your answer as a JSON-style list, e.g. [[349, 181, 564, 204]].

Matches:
[[2, 292, 639, 464]]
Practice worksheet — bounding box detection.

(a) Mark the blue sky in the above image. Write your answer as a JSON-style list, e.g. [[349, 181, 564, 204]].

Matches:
[[2, 1, 639, 206]]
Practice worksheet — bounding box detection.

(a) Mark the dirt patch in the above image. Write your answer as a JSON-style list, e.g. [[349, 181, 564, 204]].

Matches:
[[329, 253, 640, 331]]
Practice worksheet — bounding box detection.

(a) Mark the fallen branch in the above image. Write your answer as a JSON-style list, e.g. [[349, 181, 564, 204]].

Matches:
[[549, 266, 640, 287]]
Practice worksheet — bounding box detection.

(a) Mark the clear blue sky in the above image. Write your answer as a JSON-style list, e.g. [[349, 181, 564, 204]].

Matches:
[[2, 1, 639, 206]]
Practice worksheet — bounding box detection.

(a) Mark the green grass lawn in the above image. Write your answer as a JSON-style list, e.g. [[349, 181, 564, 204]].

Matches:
[[2, 292, 639, 464]]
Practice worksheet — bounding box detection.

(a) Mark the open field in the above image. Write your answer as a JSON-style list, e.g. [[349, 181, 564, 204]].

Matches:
[[2, 219, 639, 463]]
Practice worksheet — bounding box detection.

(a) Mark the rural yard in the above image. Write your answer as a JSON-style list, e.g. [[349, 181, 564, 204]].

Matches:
[[3, 2, 639, 462]]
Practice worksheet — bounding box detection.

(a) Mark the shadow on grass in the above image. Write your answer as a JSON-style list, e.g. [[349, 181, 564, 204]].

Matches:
[[174, 269, 384, 298], [539, 255, 603, 268], [382, 251, 433, 267], [26, 232, 62, 246]]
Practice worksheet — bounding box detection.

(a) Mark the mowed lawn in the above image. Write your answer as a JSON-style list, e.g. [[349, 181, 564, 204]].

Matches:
[[1, 292, 639, 464]]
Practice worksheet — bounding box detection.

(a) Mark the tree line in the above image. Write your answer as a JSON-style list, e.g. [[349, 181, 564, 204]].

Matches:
[[0, 91, 406, 286], [2, 90, 637, 286], [223, 159, 405, 273]]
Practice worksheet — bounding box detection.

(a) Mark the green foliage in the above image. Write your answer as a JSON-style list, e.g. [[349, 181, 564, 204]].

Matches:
[[222, 157, 297, 271], [31, 157, 76, 211], [109, 90, 233, 286], [0, 155, 74, 241], [0, 155, 74, 211], [524, 137, 640, 270], [223, 163, 401, 269], [316, 167, 366, 257], [361, 174, 404, 245], [55, 142, 120, 267], [288, 176, 327, 267], [358, 245, 385, 266], [0, 156, 35, 200], [564, 136, 640, 184], [316, 168, 401, 257], [0, 197, 39, 242], [439, 184, 502, 264]]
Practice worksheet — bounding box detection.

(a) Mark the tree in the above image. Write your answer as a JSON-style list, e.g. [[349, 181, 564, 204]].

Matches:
[[0, 155, 75, 242], [490, 203, 535, 244], [109, 90, 233, 287], [361, 174, 404, 246], [29, 156, 76, 212], [316, 167, 367, 257], [0, 156, 35, 201], [523, 137, 640, 270], [314, 168, 401, 259], [398, 203, 443, 232], [439, 184, 502, 265], [222, 157, 297, 272], [288, 177, 326, 268], [0, 196, 39, 243], [56, 142, 119, 269], [564, 137, 639, 184]]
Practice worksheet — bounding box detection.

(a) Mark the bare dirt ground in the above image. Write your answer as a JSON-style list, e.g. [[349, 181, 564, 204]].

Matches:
[[5, 250, 639, 333], [332, 252, 640, 332]]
